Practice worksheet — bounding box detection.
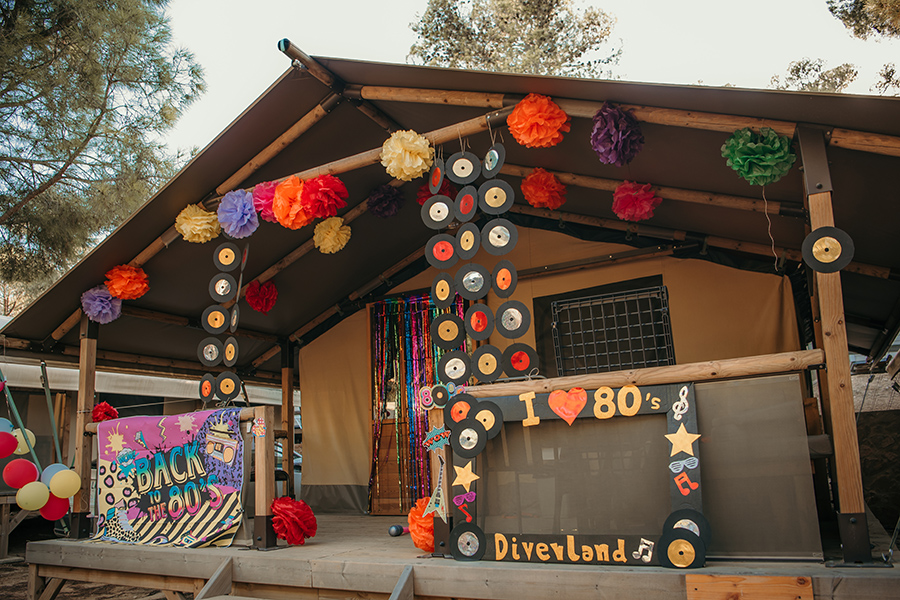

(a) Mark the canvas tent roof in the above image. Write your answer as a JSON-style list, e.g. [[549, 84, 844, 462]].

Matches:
[[2, 52, 899, 383]]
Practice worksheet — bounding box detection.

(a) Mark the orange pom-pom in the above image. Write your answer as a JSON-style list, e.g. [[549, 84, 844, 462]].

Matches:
[[521, 168, 567, 210], [407, 497, 435, 553], [507, 93, 571, 148], [271, 497, 317, 545], [104, 265, 149, 300], [273, 176, 313, 230]]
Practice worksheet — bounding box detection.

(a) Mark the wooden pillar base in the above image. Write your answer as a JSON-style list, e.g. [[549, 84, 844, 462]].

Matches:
[[253, 515, 277, 549], [69, 512, 92, 540], [836, 512, 872, 564]]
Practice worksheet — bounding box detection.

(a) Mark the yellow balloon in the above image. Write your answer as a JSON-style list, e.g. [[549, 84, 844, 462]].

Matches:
[[49, 469, 82, 499], [12, 428, 35, 455], [17, 481, 50, 511]]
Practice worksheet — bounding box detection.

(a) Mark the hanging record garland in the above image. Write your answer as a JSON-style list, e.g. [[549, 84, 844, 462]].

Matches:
[[454, 263, 490, 301], [502, 343, 539, 377], [431, 272, 456, 308], [431, 313, 466, 350], [429, 158, 445, 194], [492, 260, 517, 298], [208, 273, 237, 303], [421, 195, 455, 230], [454, 186, 478, 222], [438, 349, 472, 385], [478, 179, 515, 215], [471, 344, 504, 383], [223, 336, 239, 367], [214, 242, 240, 271], [481, 142, 506, 178], [197, 337, 224, 367], [425, 234, 460, 269], [464, 303, 494, 341], [446, 151, 481, 185], [456, 222, 481, 260], [496, 300, 531, 338], [202, 305, 230, 335], [482, 218, 518, 255]]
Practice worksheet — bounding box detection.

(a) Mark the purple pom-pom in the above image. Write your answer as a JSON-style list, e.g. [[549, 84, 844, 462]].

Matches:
[[81, 285, 121, 324], [366, 184, 405, 219], [217, 190, 259, 238], [590, 102, 644, 167]]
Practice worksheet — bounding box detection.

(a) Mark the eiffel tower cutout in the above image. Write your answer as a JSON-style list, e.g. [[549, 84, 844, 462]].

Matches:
[[423, 454, 448, 523]]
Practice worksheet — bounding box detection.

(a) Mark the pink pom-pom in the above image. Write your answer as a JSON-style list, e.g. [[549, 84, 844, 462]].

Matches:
[[612, 181, 662, 222]]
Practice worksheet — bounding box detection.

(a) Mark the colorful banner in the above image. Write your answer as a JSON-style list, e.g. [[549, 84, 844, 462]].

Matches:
[[92, 408, 244, 547]]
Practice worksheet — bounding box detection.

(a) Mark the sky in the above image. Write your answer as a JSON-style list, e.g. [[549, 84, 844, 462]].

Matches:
[[165, 0, 900, 152]]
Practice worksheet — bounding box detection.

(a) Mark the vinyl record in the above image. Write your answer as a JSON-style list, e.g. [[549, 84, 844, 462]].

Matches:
[[472, 401, 503, 439], [240, 244, 250, 271], [801, 226, 854, 273], [492, 260, 517, 298], [425, 234, 459, 270], [215, 371, 241, 402], [454, 263, 490, 301], [197, 337, 224, 367], [450, 522, 486, 561], [472, 344, 504, 383], [431, 385, 451, 408], [663, 509, 712, 548], [454, 186, 478, 223], [438, 350, 471, 386], [421, 195, 455, 230], [223, 336, 239, 368], [202, 305, 230, 335], [431, 273, 456, 309], [450, 418, 487, 459], [503, 343, 539, 377], [213, 242, 240, 272], [658, 529, 706, 569], [446, 151, 481, 185], [431, 313, 466, 350], [481, 218, 518, 256], [456, 222, 481, 260], [208, 273, 237, 303], [428, 157, 445, 194], [229, 304, 240, 333], [199, 373, 216, 403], [496, 300, 531, 338], [464, 303, 494, 341], [443, 393, 475, 425], [478, 179, 515, 215], [481, 143, 506, 178]]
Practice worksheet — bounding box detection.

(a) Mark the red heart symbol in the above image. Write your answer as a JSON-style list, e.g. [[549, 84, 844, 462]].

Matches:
[[548, 388, 587, 426]]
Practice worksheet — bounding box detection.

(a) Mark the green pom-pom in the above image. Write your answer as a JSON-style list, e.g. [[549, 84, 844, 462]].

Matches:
[[721, 127, 796, 186]]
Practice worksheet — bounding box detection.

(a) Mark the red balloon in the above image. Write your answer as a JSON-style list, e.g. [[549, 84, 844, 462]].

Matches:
[[0, 431, 17, 459], [39, 493, 70, 521], [3, 458, 38, 489]]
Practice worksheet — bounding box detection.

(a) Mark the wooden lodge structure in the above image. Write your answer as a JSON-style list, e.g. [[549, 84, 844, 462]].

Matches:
[[3, 41, 900, 599]]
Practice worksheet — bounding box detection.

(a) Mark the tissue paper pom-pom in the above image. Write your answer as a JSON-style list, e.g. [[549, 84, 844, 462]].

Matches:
[[81, 285, 121, 324], [253, 181, 279, 223], [271, 497, 317, 545], [273, 176, 313, 230], [721, 127, 796, 186], [217, 190, 259, 239], [612, 181, 662, 222], [92, 402, 118, 423], [366, 185, 405, 218], [105, 265, 149, 300], [591, 102, 645, 166], [380, 130, 434, 181], [407, 497, 435, 553], [416, 178, 457, 206], [313, 217, 351, 254], [246, 280, 278, 314], [300, 174, 349, 219], [521, 168, 567, 210], [507, 93, 571, 148], [175, 204, 221, 243]]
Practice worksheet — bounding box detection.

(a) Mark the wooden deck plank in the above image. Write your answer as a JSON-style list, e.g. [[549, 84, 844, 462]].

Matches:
[[195, 557, 233, 600], [686, 574, 813, 600]]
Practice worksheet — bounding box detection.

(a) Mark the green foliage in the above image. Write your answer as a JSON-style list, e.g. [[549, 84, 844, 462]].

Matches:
[[827, 0, 900, 39], [770, 58, 859, 93], [0, 0, 204, 285], [408, 0, 620, 78]]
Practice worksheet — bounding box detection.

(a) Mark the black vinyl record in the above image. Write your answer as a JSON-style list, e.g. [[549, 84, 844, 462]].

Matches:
[[213, 242, 240, 272], [482, 218, 518, 256], [454, 263, 490, 301], [443, 393, 475, 425], [450, 417, 487, 459], [472, 401, 503, 439], [425, 234, 459, 269], [472, 344, 504, 383], [240, 244, 250, 272], [658, 529, 706, 569], [432, 385, 451, 408], [229, 304, 240, 333], [492, 260, 517, 298], [421, 195, 455, 230], [496, 300, 531, 338], [801, 226, 854, 273], [663, 509, 712, 548], [438, 350, 471, 386], [502, 343, 539, 377], [209, 272, 237, 303], [215, 371, 241, 402], [446, 151, 481, 185], [450, 522, 486, 561], [456, 222, 481, 260], [481, 143, 506, 178], [431, 313, 466, 350], [429, 157, 445, 194], [199, 373, 216, 403], [478, 179, 515, 215], [202, 305, 230, 335], [431, 272, 456, 309], [223, 336, 239, 368], [464, 303, 494, 341], [454, 186, 478, 223], [197, 337, 224, 367]]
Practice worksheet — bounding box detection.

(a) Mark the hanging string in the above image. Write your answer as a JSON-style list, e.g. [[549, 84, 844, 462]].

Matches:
[[761, 186, 778, 271]]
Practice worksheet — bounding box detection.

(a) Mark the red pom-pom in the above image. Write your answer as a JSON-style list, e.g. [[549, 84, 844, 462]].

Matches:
[[246, 280, 278, 315], [271, 497, 317, 545], [105, 264, 149, 300], [416, 178, 457, 206], [92, 401, 118, 423], [521, 168, 567, 210], [407, 497, 435, 553], [612, 181, 662, 222], [300, 174, 349, 219]]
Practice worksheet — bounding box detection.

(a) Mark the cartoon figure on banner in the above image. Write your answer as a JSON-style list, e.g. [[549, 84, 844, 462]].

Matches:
[[115, 447, 138, 479]]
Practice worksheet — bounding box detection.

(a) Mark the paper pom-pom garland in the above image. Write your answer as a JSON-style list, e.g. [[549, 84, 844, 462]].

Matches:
[[273, 176, 313, 230], [366, 184, 405, 218], [271, 496, 317, 545], [175, 204, 221, 243], [380, 130, 434, 181], [721, 127, 796, 186], [217, 190, 259, 239], [253, 181, 279, 223], [246, 280, 278, 314], [407, 497, 435, 553], [92, 401, 119, 423], [507, 93, 571, 148], [591, 102, 645, 166], [81, 285, 121, 324], [300, 174, 349, 219], [520, 168, 567, 210], [105, 265, 149, 300], [612, 181, 663, 222], [313, 217, 351, 254], [417, 178, 457, 207]]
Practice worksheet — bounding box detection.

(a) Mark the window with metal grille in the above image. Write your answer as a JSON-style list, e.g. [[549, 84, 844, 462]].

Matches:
[[551, 284, 675, 376]]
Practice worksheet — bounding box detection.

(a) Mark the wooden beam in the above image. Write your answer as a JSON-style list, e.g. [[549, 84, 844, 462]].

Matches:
[[36, 577, 66, 600], [120, 305, 279, 344], [70, 316, 96, 538], [194, 557, 233, 600], [518, 245, 685, 281], [37, 565, 204, 595], [254, 405, 276, 548], [685, 574, 812, 600], [388, 565, 414, 600], [281, 343, 295, 498]]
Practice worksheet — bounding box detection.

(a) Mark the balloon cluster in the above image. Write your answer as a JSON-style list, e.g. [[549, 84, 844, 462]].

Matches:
[[0, 417, 81, 519]]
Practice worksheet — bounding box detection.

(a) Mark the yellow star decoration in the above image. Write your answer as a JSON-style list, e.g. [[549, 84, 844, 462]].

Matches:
[[665, 423, 701, 457], [452, 460, 480, 492]]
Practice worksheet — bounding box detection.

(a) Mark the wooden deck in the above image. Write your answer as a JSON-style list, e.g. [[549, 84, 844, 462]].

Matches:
[[25, 515, 900, 600]]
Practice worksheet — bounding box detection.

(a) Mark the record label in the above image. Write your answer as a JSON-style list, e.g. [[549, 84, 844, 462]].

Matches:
[[503, 343, 539, 377], [426, 234, 459, 269], [446, 151, 481, 185], [438, 350, 472, 385], [496, 300, 531, 338], [456, 222, 481, 260], [454, 263, 490, 301], [658, 529, 706, 569], [431, 273, 456, 309], [214, 242, 240, 272], [472, 345, 504, 383], [202, 305, 230, 335], [465, 303, 494, 341], [478, 179, 515, 214], [492, 260, 517, 298], [444, 393, 475, 425], [431, 313, 466, 350], [454, 186, 478, 222], [482, 218, 518, 255]]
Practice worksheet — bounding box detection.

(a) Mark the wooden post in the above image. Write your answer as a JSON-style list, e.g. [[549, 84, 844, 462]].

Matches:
[[281, 343, 295, 499], [70, 315, 97, 539], [253, 405, 276, 549]]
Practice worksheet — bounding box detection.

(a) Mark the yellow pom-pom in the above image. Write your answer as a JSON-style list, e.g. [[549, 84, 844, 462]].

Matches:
[[313, 217, 351, 254], [175, 204, 221, 243], [380, 130, 434, 181]]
